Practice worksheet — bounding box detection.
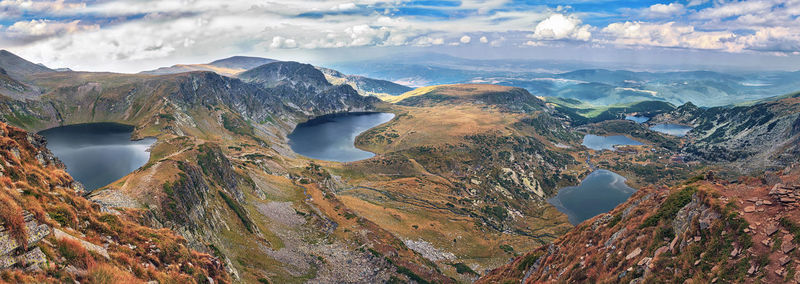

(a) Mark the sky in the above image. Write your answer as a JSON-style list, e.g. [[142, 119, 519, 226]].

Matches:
[[2, 0, 800, 73]]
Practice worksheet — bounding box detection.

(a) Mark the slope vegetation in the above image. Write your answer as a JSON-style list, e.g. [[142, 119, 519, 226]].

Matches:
[[0, 122, 228, 283], [480, 167, 800, 283]]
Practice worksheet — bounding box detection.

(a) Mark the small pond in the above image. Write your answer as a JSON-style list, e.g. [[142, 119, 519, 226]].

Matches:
[[582, 134, 643, 151], [548, 170, 637, 225], [287, 112, 395, 162], [39, 123, 156, 190], [649, 124, 693, 137]]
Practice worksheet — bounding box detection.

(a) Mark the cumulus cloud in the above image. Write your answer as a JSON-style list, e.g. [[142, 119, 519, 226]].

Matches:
[[3, 19, 98, 44], [7, 19, 95, 36], [479, 36, 488, 43], [646, 3, 685, 17], [460, 35, 471, 43], [529, 14, 591, 41], [270, 36, 298, 49]]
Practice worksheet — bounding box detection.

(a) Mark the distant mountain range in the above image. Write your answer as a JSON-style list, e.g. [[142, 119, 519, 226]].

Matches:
[[330, 54, 800, 107], [141, 56, 277, 76], [140, 55, 411, 97]]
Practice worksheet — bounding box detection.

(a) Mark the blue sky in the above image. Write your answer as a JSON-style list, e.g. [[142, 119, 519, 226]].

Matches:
[[1, 0, 799, 72]]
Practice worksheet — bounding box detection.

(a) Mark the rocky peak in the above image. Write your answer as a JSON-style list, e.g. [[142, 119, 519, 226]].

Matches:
[[239, 61, 331, 91], [0, 50, 53, 79], [208, 56, 276, 70]]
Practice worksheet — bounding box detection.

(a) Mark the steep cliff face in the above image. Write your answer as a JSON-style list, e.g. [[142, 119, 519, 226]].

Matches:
[[240, 62, 382, 116], [0, 122, 228, 283], [479, 167, 800, 283]]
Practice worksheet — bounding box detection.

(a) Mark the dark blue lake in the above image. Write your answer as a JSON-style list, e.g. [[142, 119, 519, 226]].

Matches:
[[39, 123, 156, 190], [548, 170, 637, 225], [650, 124, 693, 137], [625, 115, 649, 123], [582, 134, 643, 151], [288, 112, 394, 162]]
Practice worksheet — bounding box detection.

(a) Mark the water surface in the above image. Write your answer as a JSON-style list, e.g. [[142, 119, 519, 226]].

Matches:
[[548, 170, 637, 225], [649, 124, 693, 137], [288, 112, 395, 162], [39, 123, 155, 190], [625, 115, 649, 123], [582, 134, 643, 151]]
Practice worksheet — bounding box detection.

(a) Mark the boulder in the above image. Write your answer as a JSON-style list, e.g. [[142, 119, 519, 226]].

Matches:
[[782, 235, 795, 254], [1, 211, 52, 269], [625, 247, 642, 260]]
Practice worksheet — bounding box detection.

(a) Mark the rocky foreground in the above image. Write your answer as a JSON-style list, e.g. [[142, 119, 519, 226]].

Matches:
[[479, 167, 800, 283], [0, 122, 228, 283]]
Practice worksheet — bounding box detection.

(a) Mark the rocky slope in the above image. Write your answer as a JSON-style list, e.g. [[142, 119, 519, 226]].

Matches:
[[317, 66, 412, 96], [0, 50, 53, 80], [0, 122, 228, 283], [479, 167, 800, 283], [0, 68, 36, 100], [652, 95, 800, 172]]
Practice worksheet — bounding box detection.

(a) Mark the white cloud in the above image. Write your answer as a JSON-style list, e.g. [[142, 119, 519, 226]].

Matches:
[[414, 36, 445, 46], [601, 21, 741, 51], [735, 26, 800, 52], [686, 0, 708, 7], [529, 13, 592, 41], [0, 0, 85, 13], [7, 19, 96, 36], [270, 36, 298, 49], [647, 3, 685, 16], [4, 0, 800, 71]]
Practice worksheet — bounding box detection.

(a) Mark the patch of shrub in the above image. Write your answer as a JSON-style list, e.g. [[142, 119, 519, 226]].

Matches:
[[450, 262, 478, 275], [88, 263, 137, 283], [218, 191, 254, 233], [57, 237, 95, 269], [517, 251, 543, 272], [640, 186, 697, 228], [0, 193, 26, 248]]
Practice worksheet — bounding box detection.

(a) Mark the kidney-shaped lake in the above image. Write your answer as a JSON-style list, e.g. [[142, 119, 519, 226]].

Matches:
[[288, 112, 395, 162]]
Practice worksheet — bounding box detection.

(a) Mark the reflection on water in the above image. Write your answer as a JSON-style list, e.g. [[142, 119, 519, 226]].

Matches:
[[650, 124, 693, 137], [582, 134, 643, 151], [39, 123, 155, 190], [548, 170, 636, 225], [288, 112, 395, 162]]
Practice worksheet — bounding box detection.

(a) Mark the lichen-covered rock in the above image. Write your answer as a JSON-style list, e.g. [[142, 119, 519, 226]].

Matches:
[[1, 212, 52, 266]]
